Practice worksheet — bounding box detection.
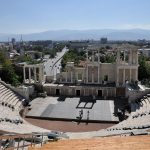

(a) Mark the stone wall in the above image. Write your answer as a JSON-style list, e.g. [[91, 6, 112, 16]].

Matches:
[[0, 79, 35, 100], [43, 84, 116, 98]]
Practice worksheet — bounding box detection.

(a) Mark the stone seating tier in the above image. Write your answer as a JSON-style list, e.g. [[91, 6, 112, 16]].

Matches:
[[107, 94, 150, 132], [0, 82, 49, 134]]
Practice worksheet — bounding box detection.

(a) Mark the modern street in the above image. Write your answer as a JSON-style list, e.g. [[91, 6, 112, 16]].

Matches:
[[44, 46, 69, 80]]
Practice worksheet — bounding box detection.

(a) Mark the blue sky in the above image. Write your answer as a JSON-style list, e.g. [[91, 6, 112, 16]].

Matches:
[[0, 0, 150, 34]]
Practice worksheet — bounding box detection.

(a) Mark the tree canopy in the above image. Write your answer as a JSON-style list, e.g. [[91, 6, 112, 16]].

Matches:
[[0, 51, 20, 86], [61, 48, 86, 70], [138, 56, 150, 86]]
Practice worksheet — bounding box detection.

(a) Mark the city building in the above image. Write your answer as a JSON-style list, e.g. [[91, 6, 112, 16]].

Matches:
[[139, 48, 150, 57], [100, 37, 108, 44]]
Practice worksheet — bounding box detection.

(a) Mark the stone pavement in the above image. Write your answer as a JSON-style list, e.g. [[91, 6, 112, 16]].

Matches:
[[27, 96, 118, 122]]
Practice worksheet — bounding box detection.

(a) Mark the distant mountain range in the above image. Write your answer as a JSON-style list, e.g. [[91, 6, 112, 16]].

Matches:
[[1, 29, 150, 41]]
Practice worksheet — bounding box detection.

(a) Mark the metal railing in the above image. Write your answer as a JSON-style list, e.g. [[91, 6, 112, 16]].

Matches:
[[0, 132, 49, 150]]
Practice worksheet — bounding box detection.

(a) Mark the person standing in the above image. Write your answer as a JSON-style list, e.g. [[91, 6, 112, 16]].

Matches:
[[86, 110, 90, 124]]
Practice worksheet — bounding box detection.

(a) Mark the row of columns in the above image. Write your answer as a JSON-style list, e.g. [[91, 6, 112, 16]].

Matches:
[[116, 68, 138, 86], [65, 70, 84, 83], [86, 50, 100, 63], [86, 49, 100, 84], [51, 87, 115, 97], [23, 66, 44, 84], [117, 49, 138, 65], [86, 65, 100, 84], [65, 70, 74, 82], [64, 67, 138, 85]]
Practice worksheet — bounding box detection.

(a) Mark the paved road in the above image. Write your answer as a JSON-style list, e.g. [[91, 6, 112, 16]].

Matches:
[[44, 46, 69, 79]]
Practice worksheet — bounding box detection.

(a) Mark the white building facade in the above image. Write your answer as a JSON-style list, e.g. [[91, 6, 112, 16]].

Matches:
[[44, 49, 139, 98]]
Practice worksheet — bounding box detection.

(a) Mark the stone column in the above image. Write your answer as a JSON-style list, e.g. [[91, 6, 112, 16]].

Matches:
[[116, 68, 119, 86], [124, 50, 126, 62], [82, 73, 83, 81], [92, 67, 94, 83], [86, 50, 88, 62], [123, 69, 125, 84], [34, 67, 37, 83], [29, 67, 31, 83], [86, 66, 88, 83], [129, 69, 131, 82], [60, 74, 62, 82], [136, 50, 138, 65], [39, 66, 43, 83], [71, 70, 72, 83], [129, 50, 132, 64], [98, 65, 100, 83], [66, 71, 67, 82], [92, 51, 94, 62], [117, 50, 120, 64], [98, 50, 100, 63], [135, 69, 138, 81], [23, 66, 26, 83]]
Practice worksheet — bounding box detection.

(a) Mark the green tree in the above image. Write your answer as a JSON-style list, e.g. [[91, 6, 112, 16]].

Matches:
[[61, 48, 86, 70], [138, 56, 150, 81], [2, 60, 20, 86], [0, 51, 20, 86], [100, 54, 116, 63]]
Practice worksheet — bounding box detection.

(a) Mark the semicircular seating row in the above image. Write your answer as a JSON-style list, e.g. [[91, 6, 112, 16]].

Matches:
[[0, 82, 49, 134], [106, 94, 150, 133]]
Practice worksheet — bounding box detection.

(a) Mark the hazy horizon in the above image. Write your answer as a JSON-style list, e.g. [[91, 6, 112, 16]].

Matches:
[[1, 28, 150, 41], [1, 28, 150, 35]]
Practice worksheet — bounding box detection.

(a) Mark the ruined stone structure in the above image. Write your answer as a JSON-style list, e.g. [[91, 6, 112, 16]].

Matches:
[[44, 48, 139, 98], [23, 64, 45, 84]]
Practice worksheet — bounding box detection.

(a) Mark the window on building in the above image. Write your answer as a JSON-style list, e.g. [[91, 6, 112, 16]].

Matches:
[[78, 73, 82, 81], [104, 75, 108, 81]]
